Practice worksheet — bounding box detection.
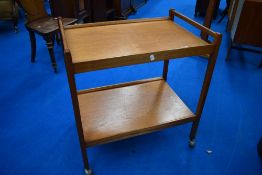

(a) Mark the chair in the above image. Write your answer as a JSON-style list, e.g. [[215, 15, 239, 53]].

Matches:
[[0, 0, 19, 32], [17, 0, 77, 73]]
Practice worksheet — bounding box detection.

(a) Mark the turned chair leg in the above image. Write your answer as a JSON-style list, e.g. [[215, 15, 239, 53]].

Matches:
[[44, 34, 58, 73], [55, 32, 61, 45], [28, 30, 36, 63]]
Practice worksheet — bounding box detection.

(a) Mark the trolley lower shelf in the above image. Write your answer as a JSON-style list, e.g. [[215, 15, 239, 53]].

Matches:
[[78, 78, 196, 147]]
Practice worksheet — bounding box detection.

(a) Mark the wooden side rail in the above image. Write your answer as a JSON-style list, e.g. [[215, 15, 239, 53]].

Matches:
[[77, 77, 163, 94], [59, 9, 220, 52], [64, 17, 169, 29], [57, 17, 69, 53], [171, 9, 218, 40]]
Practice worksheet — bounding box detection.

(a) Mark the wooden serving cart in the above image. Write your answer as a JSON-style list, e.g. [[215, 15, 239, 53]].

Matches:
[[58, 9, 221, 175]]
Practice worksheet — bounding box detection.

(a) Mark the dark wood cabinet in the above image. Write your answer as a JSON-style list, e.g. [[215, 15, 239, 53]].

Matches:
[[49, 0, 147, 22], [114, 0, 132, 18], [49, 0, 91, 22], [195, 0, 220, 18], [226, 0, 262, 64], [0, 0, 19, 31], [114, 0, 147, 19], [229, 0, 262, 48], [90, 0, 115, 21]]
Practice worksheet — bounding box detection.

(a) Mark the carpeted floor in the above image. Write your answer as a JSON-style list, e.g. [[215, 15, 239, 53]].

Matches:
[[0, 0, 262, 175]]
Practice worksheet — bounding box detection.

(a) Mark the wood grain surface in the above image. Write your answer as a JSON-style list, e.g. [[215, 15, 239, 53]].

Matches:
[[77, 80, 196, 146], [65, 20, 209, 62]]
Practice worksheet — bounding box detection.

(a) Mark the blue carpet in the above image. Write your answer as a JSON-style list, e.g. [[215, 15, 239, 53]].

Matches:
[[0, 0, 262, 175]]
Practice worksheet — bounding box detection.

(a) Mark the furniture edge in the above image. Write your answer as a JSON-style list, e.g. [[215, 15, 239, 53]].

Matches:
[[85, 115, 197, 147], [73, 44, 215, 73], [63, 17, 170, 29]]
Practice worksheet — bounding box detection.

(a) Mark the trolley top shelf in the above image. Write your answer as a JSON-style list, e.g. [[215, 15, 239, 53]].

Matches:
[[65, 19, 209, 62], [59, 12, 219, 73]]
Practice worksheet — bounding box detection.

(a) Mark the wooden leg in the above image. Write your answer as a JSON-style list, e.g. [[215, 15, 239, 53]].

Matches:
[[44, 34, 58, 73], [55, 32, 61, 45], [162, 60, 169, 81], [189, 34, 222, 148], [82, 147, 92, 175], [63, 53, 92, 174], [28, 30, 36, 63], [189, 120, 200, 147], [194, 0, 200, 17], [226, 39, 232, 62], [189, 53, 218, 147], [83, 152, 92, 175]]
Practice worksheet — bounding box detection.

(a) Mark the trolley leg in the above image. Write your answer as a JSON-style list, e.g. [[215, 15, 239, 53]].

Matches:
[[162, 60, 169, 81], [189, 120, 200, 148], [62, 43, 93, 174], [188, 33, 222, 148], [80, 147, 92, 175]]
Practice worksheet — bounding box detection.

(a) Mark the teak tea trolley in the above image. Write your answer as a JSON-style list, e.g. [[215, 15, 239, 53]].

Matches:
[[58, 9, 221, 175]]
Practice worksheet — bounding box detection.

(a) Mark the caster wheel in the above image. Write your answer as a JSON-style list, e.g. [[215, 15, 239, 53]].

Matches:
[[189, 140, 195, 148], [84, 169, 92, 175]]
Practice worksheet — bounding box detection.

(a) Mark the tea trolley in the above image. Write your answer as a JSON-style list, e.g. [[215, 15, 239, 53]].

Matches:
[[58, 9, 221, 174]]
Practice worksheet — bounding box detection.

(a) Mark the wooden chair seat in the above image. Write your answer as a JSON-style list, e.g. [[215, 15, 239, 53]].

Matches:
[[17, 0, 77, 73], [27, 17, 77, 34]]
